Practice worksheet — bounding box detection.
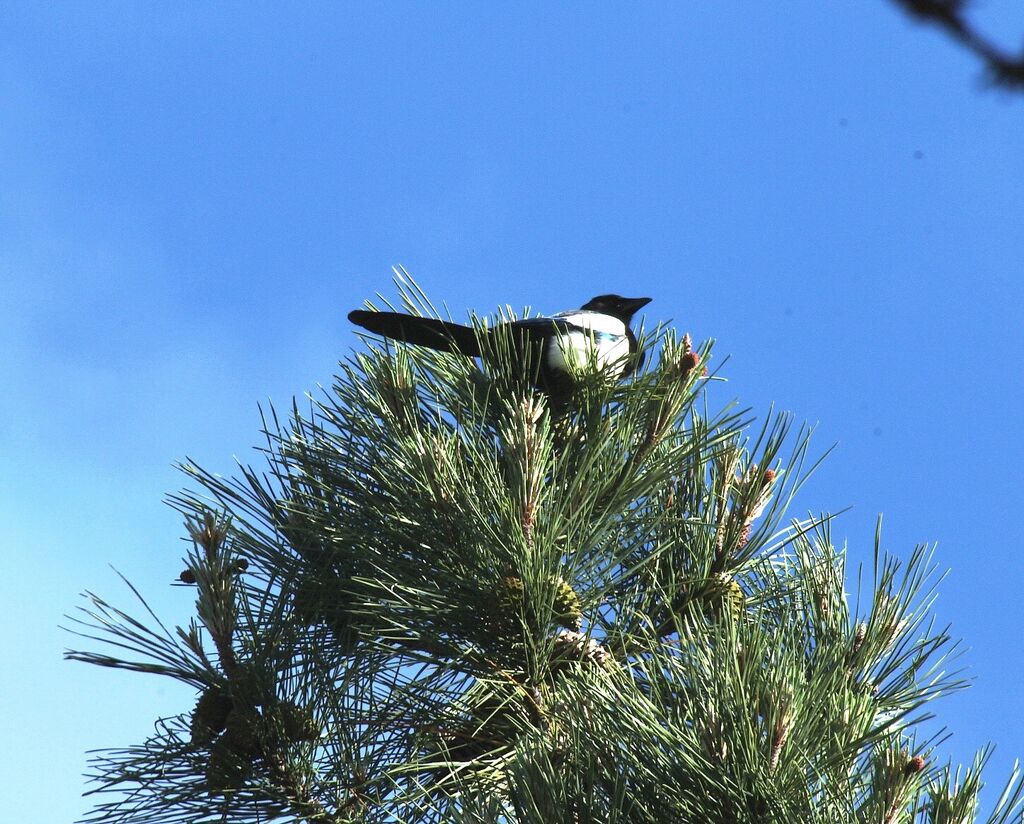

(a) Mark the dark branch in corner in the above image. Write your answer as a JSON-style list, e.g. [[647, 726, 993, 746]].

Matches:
[[891, 0, 1024, 90]]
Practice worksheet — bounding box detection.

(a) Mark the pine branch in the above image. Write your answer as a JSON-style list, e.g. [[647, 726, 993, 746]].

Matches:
[[890, 0, 1024, 89]]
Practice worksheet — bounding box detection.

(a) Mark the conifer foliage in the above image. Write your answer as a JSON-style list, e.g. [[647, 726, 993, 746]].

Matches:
[[67, 276, 1024, 823]]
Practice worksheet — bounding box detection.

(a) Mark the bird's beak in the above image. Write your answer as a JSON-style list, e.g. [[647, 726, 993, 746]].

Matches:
[[624, 297, 652, 313]]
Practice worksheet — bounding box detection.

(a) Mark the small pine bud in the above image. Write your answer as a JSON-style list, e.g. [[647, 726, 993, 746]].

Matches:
[[681, 352, 701, 373], [522, 503, 536, 542], [521, 394, 545, 425], [763, 468, 777, 484], [904, 755, 927, 776], [187, 510, 230, 554], [768, 709, 794, 775], [180, 568, 197, 584], [681, 333, 693, 354], [191, 687, 233, 744], [852, 621, 868, 654]]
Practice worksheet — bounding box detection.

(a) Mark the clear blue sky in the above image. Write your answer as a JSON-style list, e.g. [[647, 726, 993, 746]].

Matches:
[[3, 4, 1023, 820]]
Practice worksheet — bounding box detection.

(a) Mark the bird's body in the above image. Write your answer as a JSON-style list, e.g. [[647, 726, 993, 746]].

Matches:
[[540, 308, 634, 375], [348, 294, 651, 394]]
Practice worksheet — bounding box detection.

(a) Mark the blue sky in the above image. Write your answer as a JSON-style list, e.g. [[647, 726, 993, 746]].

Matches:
[[3, 3, 1023, 820]]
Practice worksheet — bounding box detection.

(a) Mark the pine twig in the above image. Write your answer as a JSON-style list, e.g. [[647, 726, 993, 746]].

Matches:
[[891, 0, 1024, 89]]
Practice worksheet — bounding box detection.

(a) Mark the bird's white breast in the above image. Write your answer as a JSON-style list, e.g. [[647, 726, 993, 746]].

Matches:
[[545, 310, 630, 374]]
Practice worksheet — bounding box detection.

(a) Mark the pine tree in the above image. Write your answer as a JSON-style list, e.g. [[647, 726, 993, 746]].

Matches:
[[67, 274, 1024, 823]]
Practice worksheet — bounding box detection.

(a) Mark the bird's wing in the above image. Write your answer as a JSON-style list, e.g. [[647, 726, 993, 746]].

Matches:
[[550, 310, 627, 340], [506, 317, 578, 341]]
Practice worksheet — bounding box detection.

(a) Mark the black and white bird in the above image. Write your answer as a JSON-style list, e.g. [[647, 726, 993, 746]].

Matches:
[[348, 294, 651, 394]]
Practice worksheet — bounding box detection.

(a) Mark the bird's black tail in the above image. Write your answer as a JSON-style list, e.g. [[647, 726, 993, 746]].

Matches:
[[347, 311, 482, 357]]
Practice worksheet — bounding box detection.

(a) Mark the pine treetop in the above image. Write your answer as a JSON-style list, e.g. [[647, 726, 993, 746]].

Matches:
[[66, 275, 1024, 824]]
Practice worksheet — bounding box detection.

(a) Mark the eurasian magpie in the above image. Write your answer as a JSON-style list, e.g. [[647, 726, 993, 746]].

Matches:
[[348, 294, 651, 394]]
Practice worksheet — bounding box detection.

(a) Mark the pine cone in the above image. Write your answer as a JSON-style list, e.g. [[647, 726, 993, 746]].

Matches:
[[550, 577, 582, 631], [484, 576, 528, 645], [279, 701, 319, 742], [291, 581, 324, 625], [492, 574, 582, 631], [706, 574, 745, 622], [191, 686, 233, 745], [494, 576, 526, 612], [206, 737, 250, 793], [221, 706, 264, 756], [550, 630, 617, 672]]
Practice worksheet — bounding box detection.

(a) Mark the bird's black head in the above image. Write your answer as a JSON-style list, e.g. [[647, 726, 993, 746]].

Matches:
[[580, 294, 652, 323]]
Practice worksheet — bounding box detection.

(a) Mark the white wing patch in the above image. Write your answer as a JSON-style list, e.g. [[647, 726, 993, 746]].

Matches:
[[546, 310, 630, 375]]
